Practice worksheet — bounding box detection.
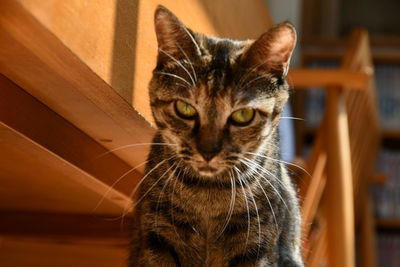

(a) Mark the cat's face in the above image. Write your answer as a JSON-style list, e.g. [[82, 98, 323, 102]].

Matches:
[[149, 6, 296, 178]]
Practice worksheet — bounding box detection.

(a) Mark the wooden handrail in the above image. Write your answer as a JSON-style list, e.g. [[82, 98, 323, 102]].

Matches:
[[288, 68, 370, 90], [297, 28, 380, 267]]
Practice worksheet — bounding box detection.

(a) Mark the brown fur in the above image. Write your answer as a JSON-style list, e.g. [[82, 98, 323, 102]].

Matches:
[[130, 6, 303, 267]]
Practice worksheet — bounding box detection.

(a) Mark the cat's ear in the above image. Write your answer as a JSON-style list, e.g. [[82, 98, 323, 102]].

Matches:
[[241, 23, 296, 78], [154, 5, 199, 64]]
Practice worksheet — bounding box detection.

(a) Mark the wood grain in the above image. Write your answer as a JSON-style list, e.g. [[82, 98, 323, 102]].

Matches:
[[0, 236, 129, 267], [0, 75, 141, 198], [0, 0, 155, 172], [0, 211, 131, 239], [324, 88, 355, 267], [289, 68, 370, 90], [0, 121, 131, 215]]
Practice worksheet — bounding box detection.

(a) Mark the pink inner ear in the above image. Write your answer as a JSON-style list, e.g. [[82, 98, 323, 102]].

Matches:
[[271, 28, 296, 62], [242, 23, 296, 77]]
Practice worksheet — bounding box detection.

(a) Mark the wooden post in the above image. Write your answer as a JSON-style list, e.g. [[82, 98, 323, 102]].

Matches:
[[324, 89, 355, 267], [359, 194, 377, 267]]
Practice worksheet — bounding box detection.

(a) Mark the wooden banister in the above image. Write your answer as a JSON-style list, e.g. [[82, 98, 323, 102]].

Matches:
[[289, 68, 370, 90], [295, 28, 380, 267]]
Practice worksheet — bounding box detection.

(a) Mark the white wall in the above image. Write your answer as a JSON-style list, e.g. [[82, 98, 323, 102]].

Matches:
[[265, 0, 302, 66], [266, 0, 303, 160]]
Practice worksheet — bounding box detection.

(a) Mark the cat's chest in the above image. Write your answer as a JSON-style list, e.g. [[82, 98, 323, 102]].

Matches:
[[173, 185, 248, 217], [169, 184, 255, 239]]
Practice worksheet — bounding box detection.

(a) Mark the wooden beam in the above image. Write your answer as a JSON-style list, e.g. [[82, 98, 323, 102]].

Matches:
[[0, 235, 128, 267], [289, 68, 370, 90], [359, 195, 377, 267], [0, 0, 155, 171], [302, 169, 327, 239], [324, 89, 355, 267], [0, 211, 131, 239], [0, 75, 141, 198], [0, 121, 131, 214]]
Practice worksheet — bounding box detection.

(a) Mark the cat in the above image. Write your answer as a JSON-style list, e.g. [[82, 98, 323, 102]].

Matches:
[[130, 5, 303, 267]]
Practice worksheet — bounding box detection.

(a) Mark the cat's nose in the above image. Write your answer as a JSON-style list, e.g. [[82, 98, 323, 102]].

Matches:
[[199, 149, 219, 162], [197, 137, 222, 161], [197, 132, 222, 161], [196, 123, 222, 161]]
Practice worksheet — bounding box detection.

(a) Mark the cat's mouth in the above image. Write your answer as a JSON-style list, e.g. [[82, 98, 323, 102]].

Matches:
[[193, 160, 225, 176], [197, 165, 217, 173]]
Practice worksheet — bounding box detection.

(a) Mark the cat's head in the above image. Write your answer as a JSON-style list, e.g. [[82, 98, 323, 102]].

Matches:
[[149, 6, 296, 179]]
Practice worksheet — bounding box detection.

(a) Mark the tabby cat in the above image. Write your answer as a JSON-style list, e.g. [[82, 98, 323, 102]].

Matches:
[[130, 5, 303, 267]]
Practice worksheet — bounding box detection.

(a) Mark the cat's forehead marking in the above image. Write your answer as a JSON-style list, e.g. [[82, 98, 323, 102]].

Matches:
[[200, 36, 247, 64], [200, 41, 240, 97]]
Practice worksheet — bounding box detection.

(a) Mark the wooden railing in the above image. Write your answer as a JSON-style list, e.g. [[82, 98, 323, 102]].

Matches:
[[289, 29, 380, 267]]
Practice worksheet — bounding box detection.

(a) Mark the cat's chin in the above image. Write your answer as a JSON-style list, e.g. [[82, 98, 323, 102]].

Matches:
[[192, 160, 222, 176], [193, 164, 227, 177], [197, 166, 219, 177]]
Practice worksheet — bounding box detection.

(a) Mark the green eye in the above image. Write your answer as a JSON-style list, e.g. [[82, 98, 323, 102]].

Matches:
[[175, 100, 197, 119], [230, 108, 255, 125]]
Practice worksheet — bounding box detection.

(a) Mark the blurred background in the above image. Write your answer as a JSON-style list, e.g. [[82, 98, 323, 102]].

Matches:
[[271, 0, 400, 266]]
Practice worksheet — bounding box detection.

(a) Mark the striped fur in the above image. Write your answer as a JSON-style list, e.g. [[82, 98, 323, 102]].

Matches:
[[130, 6, 303, 267]]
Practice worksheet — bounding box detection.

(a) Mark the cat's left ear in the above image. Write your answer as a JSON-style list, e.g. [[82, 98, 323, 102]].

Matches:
[[154, 5, 200, 65], [241, 23, 296, 78]]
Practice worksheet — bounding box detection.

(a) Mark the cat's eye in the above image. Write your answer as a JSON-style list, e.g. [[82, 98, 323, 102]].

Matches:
[[230, 108, 255, 126], [175, 100, 197, 119]]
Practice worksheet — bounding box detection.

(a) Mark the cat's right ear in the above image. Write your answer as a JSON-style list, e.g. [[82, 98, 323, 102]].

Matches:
[[241, 23, 297, 78], [154, 5, 200, 64]]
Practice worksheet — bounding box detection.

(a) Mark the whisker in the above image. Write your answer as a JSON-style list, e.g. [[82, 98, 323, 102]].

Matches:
[[240, 167, 262, 258], [240, 158, 289, 211], [119, 159, 178, 227], [170, 163, 189, 247], [117, 155, 176, 224], [95, 143, 176, 160], [131, 156, 177, 209], [180, 25, 201, 55], [103, 156, 174, 227], [216, 169, 236, 239], [248, 185, 262, 259], [236, 58, 274, 89], [255, 178, 279, 232], [92, 159, 149, 213], [243, 156, 291, 192], [155, 71, 192, 87], [177, 44, 198, 83], [155, 161, 180, 229], [280, 116, 304, 121], [159, 48, 196, 86], [233, 166, 251, 249], [245, 152, 310, 177]]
